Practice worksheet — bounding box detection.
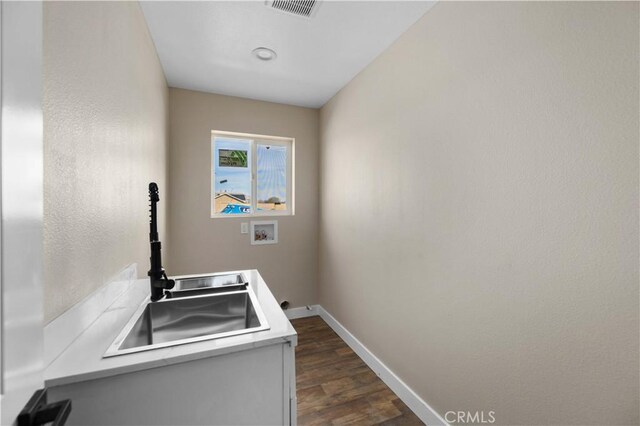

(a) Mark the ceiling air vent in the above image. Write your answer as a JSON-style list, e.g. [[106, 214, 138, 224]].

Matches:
[[266, 0, 320, 19]]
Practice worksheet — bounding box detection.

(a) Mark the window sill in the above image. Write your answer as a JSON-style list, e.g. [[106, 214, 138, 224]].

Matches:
[[210, 212, 293, 219]]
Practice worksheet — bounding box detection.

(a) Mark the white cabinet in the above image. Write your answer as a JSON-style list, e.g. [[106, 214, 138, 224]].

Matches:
[[49, 341, 296, 425]]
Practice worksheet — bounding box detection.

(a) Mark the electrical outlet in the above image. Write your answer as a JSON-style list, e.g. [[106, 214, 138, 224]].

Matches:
[[241, 222, 248, 234]]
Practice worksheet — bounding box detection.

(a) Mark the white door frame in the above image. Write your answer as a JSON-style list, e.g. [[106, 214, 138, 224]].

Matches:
[[0, 2, 44, 424]]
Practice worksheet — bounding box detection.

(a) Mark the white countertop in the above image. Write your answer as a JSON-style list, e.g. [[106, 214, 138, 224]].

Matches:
[[44, 270, 297, 387]]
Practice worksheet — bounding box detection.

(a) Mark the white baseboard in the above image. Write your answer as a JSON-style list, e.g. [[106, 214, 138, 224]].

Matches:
[[317, 306, 448, 426], [284, 304, 320, 319]]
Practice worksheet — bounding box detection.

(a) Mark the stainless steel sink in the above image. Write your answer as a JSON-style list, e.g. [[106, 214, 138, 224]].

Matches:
[[104, 286, 269, 357]]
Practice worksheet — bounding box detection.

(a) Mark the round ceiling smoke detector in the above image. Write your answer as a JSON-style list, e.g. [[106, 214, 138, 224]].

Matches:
[[252, 47, 277, 61]]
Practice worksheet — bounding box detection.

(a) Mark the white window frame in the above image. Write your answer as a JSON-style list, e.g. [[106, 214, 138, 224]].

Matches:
[[211, 130, 295, 218]]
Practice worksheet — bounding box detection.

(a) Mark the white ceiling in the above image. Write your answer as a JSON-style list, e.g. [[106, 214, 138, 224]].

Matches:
[[140, 1, 435, 108]]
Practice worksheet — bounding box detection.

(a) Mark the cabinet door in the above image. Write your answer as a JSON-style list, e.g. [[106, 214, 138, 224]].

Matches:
[[49, 344, 287, 425], [0, 2, 46, 424]]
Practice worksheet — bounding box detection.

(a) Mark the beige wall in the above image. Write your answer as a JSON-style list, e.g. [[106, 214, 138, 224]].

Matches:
[[44, 2, 169, 322], [168, 89, 319, 308], [319, 2, 639, 425]]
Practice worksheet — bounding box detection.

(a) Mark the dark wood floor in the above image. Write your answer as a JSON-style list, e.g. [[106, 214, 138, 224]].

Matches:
[[292, 316, 424, 425]]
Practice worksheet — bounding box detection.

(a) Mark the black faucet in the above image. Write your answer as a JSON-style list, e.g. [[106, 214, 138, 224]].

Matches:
[[148, 182, 174, 301]]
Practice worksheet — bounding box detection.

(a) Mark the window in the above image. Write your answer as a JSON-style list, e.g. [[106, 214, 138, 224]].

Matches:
[[212, 131, 293, 217]]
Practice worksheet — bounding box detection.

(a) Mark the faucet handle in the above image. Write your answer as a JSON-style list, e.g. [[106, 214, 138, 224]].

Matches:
[[162, 272, 175, 290]]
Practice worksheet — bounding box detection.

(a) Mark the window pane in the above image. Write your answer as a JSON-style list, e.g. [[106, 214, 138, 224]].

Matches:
[[213, 138, 252, 215], [257, 144, 287, 212]]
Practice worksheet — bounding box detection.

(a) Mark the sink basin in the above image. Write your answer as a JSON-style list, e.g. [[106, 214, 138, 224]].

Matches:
[[167, 273, 247, 298], [104, 287, 269, 357]]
